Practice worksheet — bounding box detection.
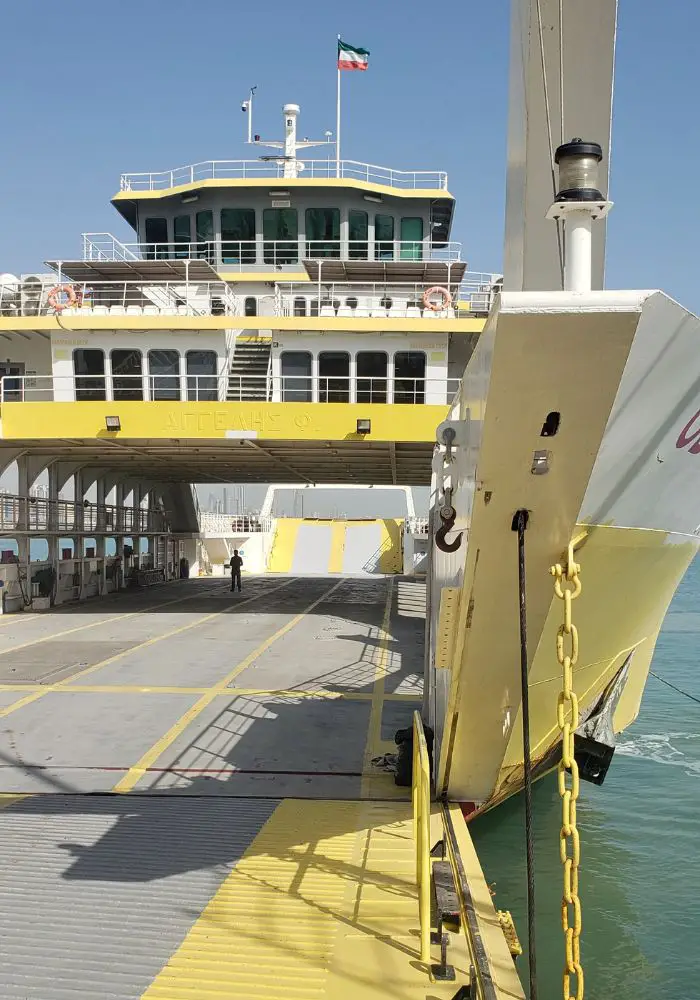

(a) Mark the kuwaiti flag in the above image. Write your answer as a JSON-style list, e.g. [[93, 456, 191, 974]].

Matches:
[[338, 39, 370, 71]]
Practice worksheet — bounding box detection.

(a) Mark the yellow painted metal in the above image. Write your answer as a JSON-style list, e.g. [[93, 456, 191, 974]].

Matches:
[[412, 710, 432, 965], [328, 521, 346, 573], [551, 542, 584, 1000], [378, 519, 403, 573], [0, 314, 483, 334], [497, 910, 523, 957], [267, 519, 302, 572], [436, 587, 461, 668], [114, 175, 454, 206], [0, 400, 448, 443], [113, 579, 344, 793], [141, 799, 470, 999], [218, 271, 310, 283]]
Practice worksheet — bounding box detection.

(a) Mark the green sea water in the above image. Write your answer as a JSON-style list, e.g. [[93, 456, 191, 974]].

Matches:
[[471, 557, 700, 999]]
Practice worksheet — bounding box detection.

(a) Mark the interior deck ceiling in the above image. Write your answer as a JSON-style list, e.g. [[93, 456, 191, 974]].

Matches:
[[2, 439, 433, 485], [302, 260, 467, 284]]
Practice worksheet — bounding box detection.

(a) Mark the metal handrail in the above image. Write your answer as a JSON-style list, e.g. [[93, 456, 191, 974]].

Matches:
[[119, 160, 448, 192], [412, 710, 432, 965], [0, 492, 167, 534], [1, 374, 461, 405], [80, 233, 464, 265], [198, 512, 272, 534]]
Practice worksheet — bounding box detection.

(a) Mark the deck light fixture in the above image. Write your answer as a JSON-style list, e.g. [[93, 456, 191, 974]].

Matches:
[[181, 193, 199, 204], [363, 194, 382, 204], [105, 416, 121, 432], [270, 189, 290, 197], [356, 418, 371, 434]]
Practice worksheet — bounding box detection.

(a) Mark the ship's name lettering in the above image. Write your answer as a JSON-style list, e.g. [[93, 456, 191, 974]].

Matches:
[[676, 408, 700, 454]]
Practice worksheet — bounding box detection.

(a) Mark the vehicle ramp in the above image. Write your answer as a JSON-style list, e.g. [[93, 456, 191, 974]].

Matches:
[[268, 518, 403, 575]]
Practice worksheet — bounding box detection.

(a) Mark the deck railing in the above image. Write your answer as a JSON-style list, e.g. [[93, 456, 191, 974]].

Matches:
[[119, 160, 448, 192], [1, 374, 461, 406], [0, 493, 167, 534], [0, 280, 237, 318], [276, 280, 466, 318], [198, 512, 272, 535]]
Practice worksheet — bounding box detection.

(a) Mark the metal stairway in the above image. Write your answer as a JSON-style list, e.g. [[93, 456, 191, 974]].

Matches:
[[227, 337, 271, 401]]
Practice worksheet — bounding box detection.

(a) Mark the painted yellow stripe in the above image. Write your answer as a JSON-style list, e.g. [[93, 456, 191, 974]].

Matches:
[[0, 579, 294, 720], [360, 579, 394, 798], [113, 579, 344, 792], [0, 613, 41, 629], [0, 794, 27, 810], [0, 681, 421, 701], [114, 175, 453, 202], [141, 799, 471, 999], [328, 521, 346, 573], [267, 518, 301, 572], [378, 518, 402, 574]]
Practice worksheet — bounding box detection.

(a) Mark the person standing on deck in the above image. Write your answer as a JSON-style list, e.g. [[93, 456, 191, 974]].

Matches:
[[229, 550, 243, 592]]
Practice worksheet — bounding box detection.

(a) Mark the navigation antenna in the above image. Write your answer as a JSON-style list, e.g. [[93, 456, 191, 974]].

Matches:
[[242, 97, 334, 179]]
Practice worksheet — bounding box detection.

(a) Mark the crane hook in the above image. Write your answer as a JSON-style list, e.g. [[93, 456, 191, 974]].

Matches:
[[435, 500, 463, 553]]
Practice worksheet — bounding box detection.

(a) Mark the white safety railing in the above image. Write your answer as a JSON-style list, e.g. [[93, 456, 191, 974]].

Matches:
[[0, 280, 237, 318], [198, 512, 272, 535], [1, 374, 461, 406], [81, 233, 464, 267], [119, 160, 448, 192], [0, 493, 167, 534], [458, 272, 503, 314], [406, 516, 429, 535], [277, 281, 463, 318]]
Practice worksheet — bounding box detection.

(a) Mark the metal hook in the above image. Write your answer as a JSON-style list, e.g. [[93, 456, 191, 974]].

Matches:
[[435, 501, 463, 553]]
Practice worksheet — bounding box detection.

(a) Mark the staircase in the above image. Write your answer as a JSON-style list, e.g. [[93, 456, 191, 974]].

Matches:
[[227, 337, 272, 401]]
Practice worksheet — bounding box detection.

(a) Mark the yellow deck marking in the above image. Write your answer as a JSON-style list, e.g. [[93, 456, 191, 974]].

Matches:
[[114, 579, 344, 792], [0, 579, 295, 720], [0, 794, 27, 810], [141, 799, 470, 999], [328, 521, 346, 573], [0, 613, 40, 629], [361, 579, 394, 798], [0, 682, 421, 701], [0, 579, 233, 658], [267, 518, 301, 572]]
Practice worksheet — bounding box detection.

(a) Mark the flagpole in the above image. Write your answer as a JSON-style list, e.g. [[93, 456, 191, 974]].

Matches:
[[336, 34, 341, 178]]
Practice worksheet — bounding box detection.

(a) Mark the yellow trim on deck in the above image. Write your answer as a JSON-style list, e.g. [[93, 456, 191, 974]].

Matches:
[[218, 271, 310, 283], [0, 315, 483, 334], [114, 176, 454, 204], [0, 401, 448, 442], [267, 519, 302, 572], [141, 799, 472, 1000]]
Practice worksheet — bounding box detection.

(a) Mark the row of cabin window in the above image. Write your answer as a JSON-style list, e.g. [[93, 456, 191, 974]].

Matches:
[[73, 348, 218, 401], [143, 210, 424, 262], [277, 350, 427, 404]]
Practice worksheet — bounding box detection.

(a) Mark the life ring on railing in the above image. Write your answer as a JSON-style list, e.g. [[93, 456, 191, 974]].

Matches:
[[422, 285, 452, 312], [47, 284, 77, 313]]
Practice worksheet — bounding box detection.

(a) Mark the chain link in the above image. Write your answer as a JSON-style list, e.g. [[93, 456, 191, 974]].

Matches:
[[550, 541, 584, 1000]]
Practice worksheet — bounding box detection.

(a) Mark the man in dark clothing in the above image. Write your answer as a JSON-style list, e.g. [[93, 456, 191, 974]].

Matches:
[[230, 550, 243, 592]]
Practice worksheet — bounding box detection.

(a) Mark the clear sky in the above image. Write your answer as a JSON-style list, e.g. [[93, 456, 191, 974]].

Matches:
[[1, 0, 699, 310]]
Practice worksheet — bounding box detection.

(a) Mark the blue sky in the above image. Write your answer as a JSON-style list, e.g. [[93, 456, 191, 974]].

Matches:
[[1, 0, 699, 310]]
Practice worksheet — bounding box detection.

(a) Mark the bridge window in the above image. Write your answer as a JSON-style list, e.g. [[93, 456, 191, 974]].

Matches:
[[357, 351, 387, 403], [305, 208, 340, 258], [263, 208, 299, 264], [111, 349, 143, 401], [186, 350, 218, 401], [293, 297, 307, 317], [221, 208, 255, 264], [375, 214, 394, 260], [349, 210, 368, 259], [319, 351, 349, 403], [148, 349, 180, 400], [195, 210, 214, 262], [144, 218, 168, 259], [394, 350, 426, 404], [280, 351, 312, 402], [173, 215, 191, 259], [244, 297, 257, 317], [74, 349, 106, 401], [400, 217, 423, 260]]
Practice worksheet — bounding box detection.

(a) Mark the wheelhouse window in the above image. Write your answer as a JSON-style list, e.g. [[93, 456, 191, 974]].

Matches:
[[349, 210, 368, 259], [220, 208, 255, 264], [244, 297, 257, 317], [263, 208, 299, 264], [186, 350, 218, 401], [357, 351, 387, 403], [148, 349, 180, 400], [144, 218, 168, 260], [394, 351, 426, 403], [400, 217, 424, 260], [111, 349, 143, 401], [195, 210, 214, 262], [305, 208, 340, 258], [74, 349, 105, 401], [173, 215, 192, 259], [280, 351, 312, 402], [319, 351, 349, 403], [374, 214, 395, 260]]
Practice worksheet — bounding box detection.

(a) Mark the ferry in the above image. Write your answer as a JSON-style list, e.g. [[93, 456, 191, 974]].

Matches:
[[0, 3, 697, 998]]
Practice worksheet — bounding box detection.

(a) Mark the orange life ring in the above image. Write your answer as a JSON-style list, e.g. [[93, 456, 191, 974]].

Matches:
[[423, 285, 452, 312], [47, 284, 77, 312]]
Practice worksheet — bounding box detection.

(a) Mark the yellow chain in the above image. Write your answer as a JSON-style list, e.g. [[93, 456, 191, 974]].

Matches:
[[550, 541, 584, 1000]]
